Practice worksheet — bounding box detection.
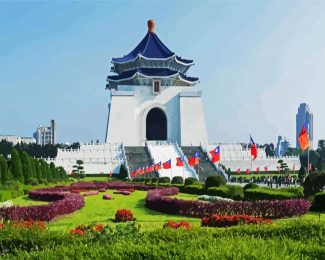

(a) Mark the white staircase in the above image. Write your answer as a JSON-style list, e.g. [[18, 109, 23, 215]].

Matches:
[[147, 142, 197, 180]]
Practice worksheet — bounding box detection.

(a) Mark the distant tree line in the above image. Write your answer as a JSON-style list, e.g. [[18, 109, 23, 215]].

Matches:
[[0, 140, 80, 159], [0, 148, 68, 186]]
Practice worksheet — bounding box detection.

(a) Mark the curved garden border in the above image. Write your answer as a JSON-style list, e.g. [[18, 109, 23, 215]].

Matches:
[[145, 187, 311, 219]]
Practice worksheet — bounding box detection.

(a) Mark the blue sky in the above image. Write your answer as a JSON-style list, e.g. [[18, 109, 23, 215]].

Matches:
[[0, 1, 324, 147]]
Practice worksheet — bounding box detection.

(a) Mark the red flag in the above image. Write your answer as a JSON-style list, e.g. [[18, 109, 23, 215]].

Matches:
[[246, 168, 251, 174], [308, 163, 312, 173], [154, 162, 162, 171], [250, 136, 258, 160], [138, 167, 144, 175], [209, 146, 221, 163], [189, 152, 199, 167], [176, 157, 184, 167], [131, 170, 137, 178], [146, 165, 154, 173], [256, 167, 260, 173], [163, 159, 171, 169], [236, 168, 240, 174], [298, 123, 310, 151], [264, 166, 269, 172]]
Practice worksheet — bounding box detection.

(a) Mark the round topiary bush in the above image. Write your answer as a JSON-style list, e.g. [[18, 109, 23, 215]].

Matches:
[[313, 192, 325, 212], [205, 175, 226, 189], [115, 209, 134, 222], [25, 178, 39, 186], [159, 177, 171, 184], [243, 183, 259, 191], [184, 177, 198, 186], [171, 176, 184, 184]]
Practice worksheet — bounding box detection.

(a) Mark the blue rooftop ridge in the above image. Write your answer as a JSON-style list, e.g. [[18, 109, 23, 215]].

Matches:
[[107, 68, 199, 83], [111, 20, 193, 65]]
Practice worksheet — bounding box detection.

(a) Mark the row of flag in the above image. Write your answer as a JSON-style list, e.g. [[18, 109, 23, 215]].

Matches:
[[235, 164, 299, 174]]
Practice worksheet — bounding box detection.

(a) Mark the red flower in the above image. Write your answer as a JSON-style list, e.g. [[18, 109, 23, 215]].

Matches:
[[70, 228, 84, 235], [163, 221, 191, 229], [115, 209, 134, 222], [201, 214, 272, 227]]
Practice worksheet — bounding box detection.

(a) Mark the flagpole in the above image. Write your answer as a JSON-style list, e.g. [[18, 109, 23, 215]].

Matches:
[[307, 146, 310, 174]]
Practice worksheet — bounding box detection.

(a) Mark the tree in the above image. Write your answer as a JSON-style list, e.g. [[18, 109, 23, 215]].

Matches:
[[117, 164, 128, 180], [34, 159, 42, 182], [10, 148, 24, 183], [263, 143, 275, 157], [298, 166, 306, 182], [73, 160, 85, 179], [50, 162, 57, 180], [278, 159, 289, 173], [20, 151, 33, 181]]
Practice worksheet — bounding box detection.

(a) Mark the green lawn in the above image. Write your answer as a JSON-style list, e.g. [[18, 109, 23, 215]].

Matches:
[[45, 190, 200, 231]]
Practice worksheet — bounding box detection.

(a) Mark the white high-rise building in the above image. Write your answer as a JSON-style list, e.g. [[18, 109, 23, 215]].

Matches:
[[33, 120, 56, 145], [296, 103, 313, 149]]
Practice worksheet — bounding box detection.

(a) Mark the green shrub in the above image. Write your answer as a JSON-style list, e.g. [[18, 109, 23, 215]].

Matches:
[[180, 184, 205, 195], [280, 186, 304, 198], [171, 176, 183, 184], [228, 185, 244, 200], [313, 192, 325, 212], [184, 177, 198, 186], [206, 186, 229, 197], [159, 177, 170, 184], [0, 190, 12, 201], [243, 183, 259, 191], [244, 188, 300, 200], [39, 178, 48, 185], [303, 171, 325, 196], [205, 175, 226, 189], [25, 178, 39, 186], [3, 180, 23, 191]]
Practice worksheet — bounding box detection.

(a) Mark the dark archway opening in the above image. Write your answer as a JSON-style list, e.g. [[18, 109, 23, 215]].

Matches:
[[146, 108, 167, 141]]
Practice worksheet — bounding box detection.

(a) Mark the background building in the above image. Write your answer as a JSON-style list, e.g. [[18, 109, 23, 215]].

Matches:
[[275, 136, 290, 156], [296, 103, 313, 149], [0, 135, 36, 145], [33, 120, 56, 145]]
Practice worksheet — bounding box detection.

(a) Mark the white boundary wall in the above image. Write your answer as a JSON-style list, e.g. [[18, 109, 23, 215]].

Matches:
[[45, 143, 125, 175]]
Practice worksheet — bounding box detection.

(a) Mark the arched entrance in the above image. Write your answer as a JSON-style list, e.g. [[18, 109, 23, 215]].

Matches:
[[146, 108, 167, 140]]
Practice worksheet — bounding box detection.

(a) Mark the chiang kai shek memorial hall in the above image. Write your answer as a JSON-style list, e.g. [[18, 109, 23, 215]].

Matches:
[[46, 20, 300, 179], [105, 19, 208, 147]]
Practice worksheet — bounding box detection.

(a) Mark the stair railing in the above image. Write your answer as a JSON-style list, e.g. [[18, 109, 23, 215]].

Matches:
[[120, 143, 131, 179]]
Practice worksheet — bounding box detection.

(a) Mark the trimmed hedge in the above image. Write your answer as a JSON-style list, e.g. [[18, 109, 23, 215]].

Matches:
[[184, 177, 198, 186], [205, 175, 226, 189], [206, 186, 229, 197], [243, 183, 259, 191], [244, 188, 302, 200], [313, 192, 325, 212], [159, 177, 170, 184], [0, 190, 24, 202], [179, 184, 205, 195], [171, 176, 183, 184]]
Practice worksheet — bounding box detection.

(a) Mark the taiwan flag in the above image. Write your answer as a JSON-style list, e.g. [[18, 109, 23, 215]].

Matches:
[[146, 165, 154, 173], [154, 162, 162, 171], [236, 168, 241, 174], [188, 152, 200, 167], [163, 159, 172, 169], [250, 135, 258, 160], [256, 167, 260, 173], [131, 170, 137, 178], [298, 123, 310, 151], [138, 167, 144, 175], [264, 166, 269, 172], [176, 156, 184, 167], [209, 146, 221, 163], [246, 168, 251, 174]]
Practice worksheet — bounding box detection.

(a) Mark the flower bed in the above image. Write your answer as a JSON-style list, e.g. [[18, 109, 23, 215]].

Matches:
[[102, 194, 113, 200], [113, 191, 131, 195], [115, 209, 134, 222], [201, 214, 272, 227], [198, 195, 234, 202], [0, 187, 84, 222], [163, 221, 191, 229], [0, 220, 46, 230], [145, 188, 310, 219]]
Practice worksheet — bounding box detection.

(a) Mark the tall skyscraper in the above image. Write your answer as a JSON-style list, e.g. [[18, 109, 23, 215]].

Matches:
[[296, 103, 313, 149], [33, 120, 56, 145], [275, 135, 290, 156]]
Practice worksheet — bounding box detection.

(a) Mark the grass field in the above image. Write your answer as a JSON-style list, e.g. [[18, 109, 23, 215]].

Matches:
[[11, 186, 325, 232]]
